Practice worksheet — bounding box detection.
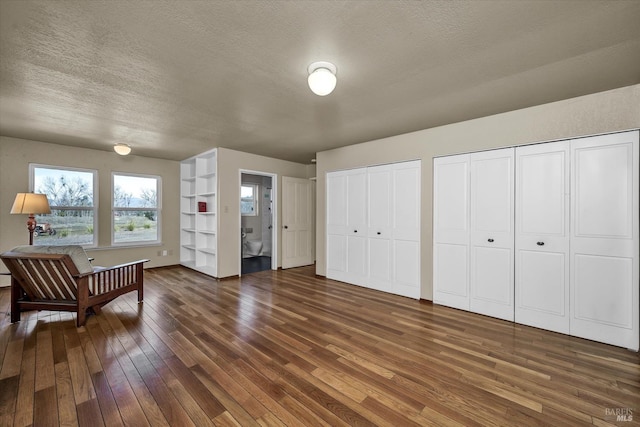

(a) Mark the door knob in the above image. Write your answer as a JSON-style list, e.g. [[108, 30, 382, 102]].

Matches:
[[488, 238, 494, 243], [284, 225, 288, 229], [377, 232, 381, 235], [536, 241, 544, 246], [354, 230, 358, 233]]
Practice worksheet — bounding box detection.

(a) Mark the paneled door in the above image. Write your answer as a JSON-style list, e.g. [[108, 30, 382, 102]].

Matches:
[[515, 141, 570, 334], [570, 131, 639, 350], [326, 168, 368, 285], [282, 176, 313, 269], [469, 148, 514, 321], [433, 154, 470, 310], [392, 161, 421, 299], [326, 171, 348, 282], [367, 164, 393, 292], [345, 169, 368, 285]]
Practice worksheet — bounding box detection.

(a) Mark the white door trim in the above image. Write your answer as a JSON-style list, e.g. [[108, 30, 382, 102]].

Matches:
[[239, 169, 278, 275]]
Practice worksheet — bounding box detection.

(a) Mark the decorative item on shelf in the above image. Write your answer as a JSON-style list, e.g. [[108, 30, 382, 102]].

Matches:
[[307, 61, 337, 96], [10, 193, 51, 245], [198, 201, 207, 212]]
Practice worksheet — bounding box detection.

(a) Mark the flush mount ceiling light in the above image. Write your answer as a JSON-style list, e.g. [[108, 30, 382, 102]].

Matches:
[[307, 61, 337, 96], [114, 143, 131, 156]]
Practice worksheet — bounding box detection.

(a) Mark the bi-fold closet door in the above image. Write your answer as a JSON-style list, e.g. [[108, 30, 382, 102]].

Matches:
[[433, 148, 515, 321], [326, 168, 367, 285], [568, 133, 638, 349], [326, 160, 421, 299], [434, 130, 639, 350], [515, 141, 570, 334], [516, 132, 639, 350]]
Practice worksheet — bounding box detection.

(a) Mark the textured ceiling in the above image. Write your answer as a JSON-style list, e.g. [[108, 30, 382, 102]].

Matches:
[[1, 0, 639, 163]]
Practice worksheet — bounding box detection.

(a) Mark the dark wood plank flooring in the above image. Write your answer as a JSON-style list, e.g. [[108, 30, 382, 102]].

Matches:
[[1, 265, 639, 426]]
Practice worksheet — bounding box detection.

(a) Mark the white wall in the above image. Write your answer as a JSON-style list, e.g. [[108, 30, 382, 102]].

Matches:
[[0, 136, 180, 286], [315, 84, 640, 300], [217, 148, 312, 278]]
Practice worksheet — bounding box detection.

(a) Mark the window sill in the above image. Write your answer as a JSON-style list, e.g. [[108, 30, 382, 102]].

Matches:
[[88, 242, 163, 251]]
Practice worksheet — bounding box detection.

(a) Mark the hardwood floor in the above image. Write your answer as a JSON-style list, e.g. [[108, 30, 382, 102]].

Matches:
[[1, 265, 638, 426]]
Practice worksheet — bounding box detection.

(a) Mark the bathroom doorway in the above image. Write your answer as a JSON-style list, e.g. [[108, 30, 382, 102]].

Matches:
[[240, 171, 276, 275]]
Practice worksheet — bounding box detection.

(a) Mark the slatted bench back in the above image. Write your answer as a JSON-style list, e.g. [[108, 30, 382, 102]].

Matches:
[[1, 252, 81, 301]]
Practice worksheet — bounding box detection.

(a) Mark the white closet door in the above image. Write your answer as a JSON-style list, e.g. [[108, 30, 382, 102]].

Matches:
[[469, 148, 514, 321], [346, 169, 368, 286], [433, 154, 470, 310], [327, 168, 368, 286], [515, 142, 570, 334], [326, 171, 348, 282], [392, 161, 421, 299], [367, 164, 393, 292], [570, 131, 639, 350]]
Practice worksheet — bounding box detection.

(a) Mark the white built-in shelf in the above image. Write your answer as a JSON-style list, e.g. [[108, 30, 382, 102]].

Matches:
[[180, 148, 218, 278]]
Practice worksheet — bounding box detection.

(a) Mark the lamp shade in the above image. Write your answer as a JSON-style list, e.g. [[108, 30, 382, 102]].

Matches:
[[307, 61, 337, 96], [10, 193, 51, 214], [114, 143, 132, 155]]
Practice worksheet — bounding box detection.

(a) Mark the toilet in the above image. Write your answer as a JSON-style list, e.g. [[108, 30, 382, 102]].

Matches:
[[245, 240, 263, 256]]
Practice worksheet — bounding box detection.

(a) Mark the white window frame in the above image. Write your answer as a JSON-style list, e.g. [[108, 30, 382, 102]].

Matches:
[[241, 183, 259, 216], [29, 163, 98, 247], [111, 172, 162, 246]]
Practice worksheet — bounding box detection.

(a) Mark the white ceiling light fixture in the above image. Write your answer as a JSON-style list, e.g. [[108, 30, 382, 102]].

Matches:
[[113, 143, 131, 156], [307, 61, 337, 96]]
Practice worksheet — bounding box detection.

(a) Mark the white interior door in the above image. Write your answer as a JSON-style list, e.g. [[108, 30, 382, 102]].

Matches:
[[515, 142, 570, 333], [469, 148, 514, 321], [326, 168, 368, 285], [570, 131, 639, 350], [346, 169, 368, 285], [282, 176, 313, 269], [392, 161, 421, 299], [367, 164, 393, 292], [326, 171, 348, 281], [433, 154, 470, 310]]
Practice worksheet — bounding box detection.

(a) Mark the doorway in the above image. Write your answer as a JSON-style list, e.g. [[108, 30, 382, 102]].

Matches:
[[240, 171, 276, 275]]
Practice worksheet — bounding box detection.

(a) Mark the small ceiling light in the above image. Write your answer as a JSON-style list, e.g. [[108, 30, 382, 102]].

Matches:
[[307, 61, 337, 96], [114, 143, 131, 156]]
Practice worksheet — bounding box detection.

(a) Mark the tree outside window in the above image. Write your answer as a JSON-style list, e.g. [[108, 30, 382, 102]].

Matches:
[[113, 173, 161, 244], [31, 165, 97, 246]]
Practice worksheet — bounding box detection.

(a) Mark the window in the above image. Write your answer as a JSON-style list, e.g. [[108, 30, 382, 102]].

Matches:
[[113, 173, 161, 244], [241, 184, 258, 216], [30, 164, 97, 246]]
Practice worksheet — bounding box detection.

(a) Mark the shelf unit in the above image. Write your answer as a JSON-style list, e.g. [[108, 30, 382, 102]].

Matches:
[[180, 148, 217, 277]]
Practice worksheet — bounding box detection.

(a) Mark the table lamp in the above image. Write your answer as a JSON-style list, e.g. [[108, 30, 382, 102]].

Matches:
[[10, 193, 51, 245]]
